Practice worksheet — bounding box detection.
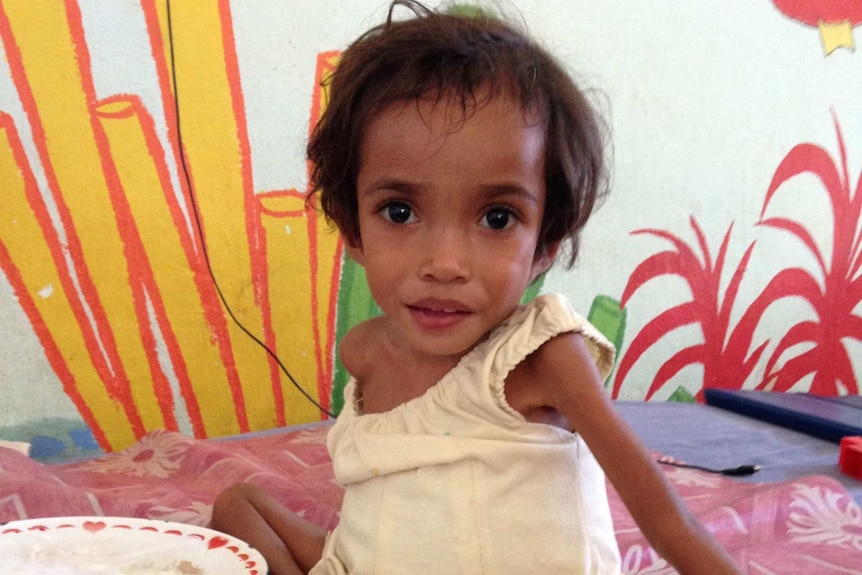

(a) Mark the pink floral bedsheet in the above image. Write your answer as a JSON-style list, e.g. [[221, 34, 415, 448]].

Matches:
[[1, 426, 860, 574]]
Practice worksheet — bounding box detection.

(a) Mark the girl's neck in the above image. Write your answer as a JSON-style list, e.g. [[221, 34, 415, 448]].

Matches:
[[354, 317, 471, 414]]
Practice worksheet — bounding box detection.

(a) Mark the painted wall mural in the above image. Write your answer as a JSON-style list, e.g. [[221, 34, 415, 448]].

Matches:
[[0, 1, 860, 460], [612, 3, 860, 402], [0, 2, 349, 456], [772, 0, 861, 54], [614, 115, 862, 400]]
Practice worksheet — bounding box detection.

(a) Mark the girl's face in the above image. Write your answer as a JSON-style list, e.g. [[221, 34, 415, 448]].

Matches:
[[348, 95, 555, 362]]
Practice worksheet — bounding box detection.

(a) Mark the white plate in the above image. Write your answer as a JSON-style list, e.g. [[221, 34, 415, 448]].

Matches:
[[0, 516, 267, 575]]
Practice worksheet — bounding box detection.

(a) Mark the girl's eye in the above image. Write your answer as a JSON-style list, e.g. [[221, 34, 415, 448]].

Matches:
[[482, 207, 514, 230], [380, 202, 415, 224]]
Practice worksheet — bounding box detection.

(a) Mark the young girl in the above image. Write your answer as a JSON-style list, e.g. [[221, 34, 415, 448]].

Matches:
[[212, 2, 743, 574]]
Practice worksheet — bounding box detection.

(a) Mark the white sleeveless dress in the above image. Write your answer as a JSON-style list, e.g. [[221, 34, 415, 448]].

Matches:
[[310, 293, 622, 574]]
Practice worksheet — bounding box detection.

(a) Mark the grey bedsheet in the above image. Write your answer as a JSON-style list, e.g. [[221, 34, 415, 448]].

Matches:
[[615, 400, 862, 505]]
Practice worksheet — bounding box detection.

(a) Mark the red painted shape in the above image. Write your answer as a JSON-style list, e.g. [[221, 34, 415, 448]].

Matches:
[[618, 114, 862, 399], [772, 0, 862, 26], [756, 114, 862, 395], [615, 218, 769, 400]]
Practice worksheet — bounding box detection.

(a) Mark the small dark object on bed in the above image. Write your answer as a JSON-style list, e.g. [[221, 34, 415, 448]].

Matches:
[[657, 456, 761, 476]]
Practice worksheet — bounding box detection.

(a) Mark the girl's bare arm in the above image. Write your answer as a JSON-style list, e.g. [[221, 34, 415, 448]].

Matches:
[[211, 482, 327, 575], [521, 332, 743, 575]]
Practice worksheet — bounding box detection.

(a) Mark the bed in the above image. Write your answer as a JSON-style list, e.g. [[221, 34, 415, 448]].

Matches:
[[1, 401, 859, 574]]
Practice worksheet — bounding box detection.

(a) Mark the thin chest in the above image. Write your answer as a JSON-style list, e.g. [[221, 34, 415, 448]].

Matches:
[[353, 355, 457, 415]]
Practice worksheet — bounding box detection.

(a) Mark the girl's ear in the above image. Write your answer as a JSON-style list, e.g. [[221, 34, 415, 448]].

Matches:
[[531, 242, 560, 281]]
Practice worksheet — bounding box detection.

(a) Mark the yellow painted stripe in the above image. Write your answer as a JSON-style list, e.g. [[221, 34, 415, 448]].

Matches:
[[258, 192, 322, 423], [154, 0, 277, 431], [3, 0, 166, 437], [95, 97, 241, 437], [310, 53, 343, 404], [0, 121, 136, 451], [312, 212, 342, 407]]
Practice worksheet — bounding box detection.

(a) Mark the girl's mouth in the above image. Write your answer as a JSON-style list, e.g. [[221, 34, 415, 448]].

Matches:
[[407, 299, 472, 329]]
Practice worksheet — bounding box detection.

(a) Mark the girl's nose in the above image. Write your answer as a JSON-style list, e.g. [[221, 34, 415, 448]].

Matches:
[[418, 230, 471, 283]]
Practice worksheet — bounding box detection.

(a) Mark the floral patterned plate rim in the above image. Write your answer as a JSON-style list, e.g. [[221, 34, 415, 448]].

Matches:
[[0, 516, 266, 574]]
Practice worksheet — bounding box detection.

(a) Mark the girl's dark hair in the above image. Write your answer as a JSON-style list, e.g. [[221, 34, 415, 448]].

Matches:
[[307, 0, 608, 267]]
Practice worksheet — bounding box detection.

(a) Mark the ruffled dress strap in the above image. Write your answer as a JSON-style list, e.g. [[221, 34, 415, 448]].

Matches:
[[485, 292, 615, 384]]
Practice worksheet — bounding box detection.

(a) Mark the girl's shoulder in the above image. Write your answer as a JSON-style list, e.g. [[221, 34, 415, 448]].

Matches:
[[339, 316, 387, 381]]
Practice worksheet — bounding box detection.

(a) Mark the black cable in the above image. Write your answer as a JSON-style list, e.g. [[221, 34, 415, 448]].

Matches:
[[658, 458, 760, 477], [164, 0, 334, 419]]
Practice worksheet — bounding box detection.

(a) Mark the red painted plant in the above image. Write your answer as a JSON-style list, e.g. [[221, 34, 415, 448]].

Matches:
[[756, 115, 862, 395], [613, 218, 769, 400], [616, 114, 862, 399]]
